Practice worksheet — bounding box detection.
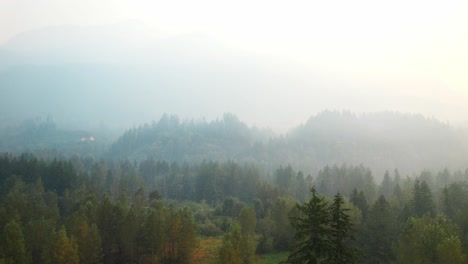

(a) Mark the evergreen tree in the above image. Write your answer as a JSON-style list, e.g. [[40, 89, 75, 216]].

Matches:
[[2, 220, 29, 264], [141, 205, 166, 262], [287, 188, 331, 264], [25, 218, 55, 263], [77, 222, 103, 264], [379, 171, 393, 198], [393, 169, 401, 187], [287, 189, 360, 263], [393, 183, 402, 198], [43, 227, 79, 264], [329, 194, 359, 264], [361, 195, 397, 263], [350, 189, 369, 220], [412, 180, 435, 217], [165, 206, 182, 262]]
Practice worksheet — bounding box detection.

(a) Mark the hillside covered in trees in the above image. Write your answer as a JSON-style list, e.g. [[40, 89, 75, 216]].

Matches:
[[2, 111, 468, 181], [108, 111, 468, 179]]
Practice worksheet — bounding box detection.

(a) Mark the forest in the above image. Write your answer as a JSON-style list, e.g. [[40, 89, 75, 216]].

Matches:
[[1, 150, 468, 263], [2, 1, 468, 262], [3, 111, 468, 179]]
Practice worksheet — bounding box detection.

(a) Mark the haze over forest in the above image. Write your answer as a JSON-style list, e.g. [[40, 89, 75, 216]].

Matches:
[[2, 1, 468, 264], [1, 19, 468, 177]]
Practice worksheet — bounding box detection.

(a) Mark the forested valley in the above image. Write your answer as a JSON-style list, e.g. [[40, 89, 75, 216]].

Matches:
[[2, 2, 467, 262], [1, 146, 468, 263]]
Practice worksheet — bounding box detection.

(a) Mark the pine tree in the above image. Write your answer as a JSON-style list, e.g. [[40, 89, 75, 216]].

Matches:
[[412, 180, 434, 217], [43, 227, 79, 264], [379, 171, 393, 198], [329, 194, 358, 264], [362, 195, 397, 263], [350, 189, 368, 220], [287, 189, 360, 263], [141, 206, 166, 262], [77, 222, 103, 264], [287, 188, 331, 264]]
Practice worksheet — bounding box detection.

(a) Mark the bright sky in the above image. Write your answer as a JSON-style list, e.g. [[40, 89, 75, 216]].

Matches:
[[2, 0, 468, 126]]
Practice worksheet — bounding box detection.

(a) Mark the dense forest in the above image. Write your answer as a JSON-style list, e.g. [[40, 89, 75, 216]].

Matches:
[[3, 112, 468, 181], [2, 113, 468, 263], [2, 1, 467, 262], [1, 152, 468, 263]]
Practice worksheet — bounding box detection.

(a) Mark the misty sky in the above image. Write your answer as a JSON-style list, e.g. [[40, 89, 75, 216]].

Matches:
[[1, 0, 468, 131]]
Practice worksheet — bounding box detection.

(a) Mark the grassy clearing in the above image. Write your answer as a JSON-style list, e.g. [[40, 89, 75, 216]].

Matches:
[[259, 252, 288, 264], [193, 237, 288, 264], [193, 236, 222, 264]]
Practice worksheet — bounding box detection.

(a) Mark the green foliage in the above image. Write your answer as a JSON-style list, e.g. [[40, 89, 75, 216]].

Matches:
[[260, 252, 288, 264], [379, 170, 394, 198], [397, 215, 466, 264], [219, 223, 243, 264], [1, 220, 29, 264], [412, 180, 435, 217], [240, 205, 257, 235], [436, 236, 466, 264], [239, 206, 258, 264], [350, 188, 369, 220], [316, 164, 376, 202], [219, 216, 257, 264], [4, 153, 468, 263], [178, 207, 198, 263], [42, 227, 79, 264], [141, 206, 166, 260], [329, 194, 358, 264], [271, 197, 296, 251], [360, 195, 397, 263], [83, 224, 103, 264], [25, 218, 55, 263], [287, 189, 359, 264]]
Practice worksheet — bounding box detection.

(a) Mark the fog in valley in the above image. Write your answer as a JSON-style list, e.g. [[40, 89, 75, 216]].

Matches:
[[1, 1, 468, 264]]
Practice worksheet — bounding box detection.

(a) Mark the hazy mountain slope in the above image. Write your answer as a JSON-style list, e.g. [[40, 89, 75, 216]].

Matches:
[[0, 22, 353, 131], [109, 111, 468, 178], [0, 117, 110, 157], [107, 113, 270, 162], [283, 111, 467, 177]]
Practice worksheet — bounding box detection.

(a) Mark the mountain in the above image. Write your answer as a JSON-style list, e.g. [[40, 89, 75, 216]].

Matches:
[[0, 116, 111, 158], [0, 22, 349, 131], [0, 23, 249, 129], [107, 113, 272, 162], [284, 111, 467, 176], [108, 111, 468, 178]]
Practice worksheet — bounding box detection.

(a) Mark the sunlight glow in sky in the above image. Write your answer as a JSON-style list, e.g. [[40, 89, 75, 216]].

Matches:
[[2, 0, 468, 127]]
